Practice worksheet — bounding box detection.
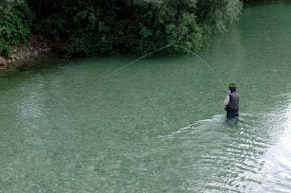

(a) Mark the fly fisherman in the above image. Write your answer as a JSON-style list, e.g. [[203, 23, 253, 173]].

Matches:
[[224, 83, 240, 119]]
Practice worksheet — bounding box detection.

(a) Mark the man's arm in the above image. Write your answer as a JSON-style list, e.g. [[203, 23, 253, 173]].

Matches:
[[224, 95, 230, 106]]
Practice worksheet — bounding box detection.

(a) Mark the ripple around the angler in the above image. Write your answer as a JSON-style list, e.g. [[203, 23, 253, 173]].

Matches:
[[158, 113, 273, 191]]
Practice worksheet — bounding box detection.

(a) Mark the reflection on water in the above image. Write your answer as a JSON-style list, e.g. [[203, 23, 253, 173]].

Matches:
[[250, 97, 291, 193], [1, 2, 291, 193]]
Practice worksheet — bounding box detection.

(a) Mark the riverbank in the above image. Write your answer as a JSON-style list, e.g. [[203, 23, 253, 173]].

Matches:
[[0, 35, 66, 71]]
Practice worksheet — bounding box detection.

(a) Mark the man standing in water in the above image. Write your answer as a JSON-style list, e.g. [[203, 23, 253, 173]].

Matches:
[[224, 83, 240, 119]]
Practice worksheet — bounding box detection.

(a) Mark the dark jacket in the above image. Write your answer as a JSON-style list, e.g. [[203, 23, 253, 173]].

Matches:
[[226, 92, 240, 111]]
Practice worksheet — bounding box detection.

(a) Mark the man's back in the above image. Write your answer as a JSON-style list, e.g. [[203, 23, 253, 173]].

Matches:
[[228, 92, 239, 111]]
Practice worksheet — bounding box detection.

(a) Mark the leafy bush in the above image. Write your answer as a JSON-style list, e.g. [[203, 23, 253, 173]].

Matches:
[[0, 0, 35, 57]]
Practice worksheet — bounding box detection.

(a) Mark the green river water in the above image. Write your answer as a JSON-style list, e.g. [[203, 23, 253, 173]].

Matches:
[[1, 2, 291, 193]]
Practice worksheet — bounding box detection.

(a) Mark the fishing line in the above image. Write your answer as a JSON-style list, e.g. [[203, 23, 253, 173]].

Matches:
[[98, 45, 171, 82], [103, 44, 225, 88], [110, 44, 172, 75], [172, 45, 225, 87]]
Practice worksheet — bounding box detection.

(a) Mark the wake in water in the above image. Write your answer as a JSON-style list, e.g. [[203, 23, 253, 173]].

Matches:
[[153, 111, 269, 192], [158, 113, 253, 140]]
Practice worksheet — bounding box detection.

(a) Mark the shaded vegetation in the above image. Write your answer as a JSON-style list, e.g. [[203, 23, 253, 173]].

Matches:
[[1, 0, 281, 58], [0, 0, 34, 57], [29, 0, 242, 56]]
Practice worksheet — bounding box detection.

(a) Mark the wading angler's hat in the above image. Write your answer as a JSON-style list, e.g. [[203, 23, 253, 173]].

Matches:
[[228, 83, 237, 88]]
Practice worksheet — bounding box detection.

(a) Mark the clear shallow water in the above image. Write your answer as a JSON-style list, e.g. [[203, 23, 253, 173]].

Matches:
[[1, 2, 291, 193]]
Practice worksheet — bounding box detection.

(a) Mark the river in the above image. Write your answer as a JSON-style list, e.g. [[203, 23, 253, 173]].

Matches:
[[1, 2, 291, 192]]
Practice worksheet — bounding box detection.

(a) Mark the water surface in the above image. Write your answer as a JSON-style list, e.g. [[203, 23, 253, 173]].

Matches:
[[1, 2, 291, 192]]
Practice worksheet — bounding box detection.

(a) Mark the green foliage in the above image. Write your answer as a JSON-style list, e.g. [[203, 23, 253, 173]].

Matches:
[[133, 0, 241, 53], [134, 0, 202, 54], [196, 0, 242, 33], [1, 0, 243, 57], [0, 0, 35, 57], [30, 0, 243, 56]]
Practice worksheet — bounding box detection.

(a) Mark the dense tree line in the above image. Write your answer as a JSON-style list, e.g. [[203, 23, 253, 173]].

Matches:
[[0, 0, 282, 57]]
